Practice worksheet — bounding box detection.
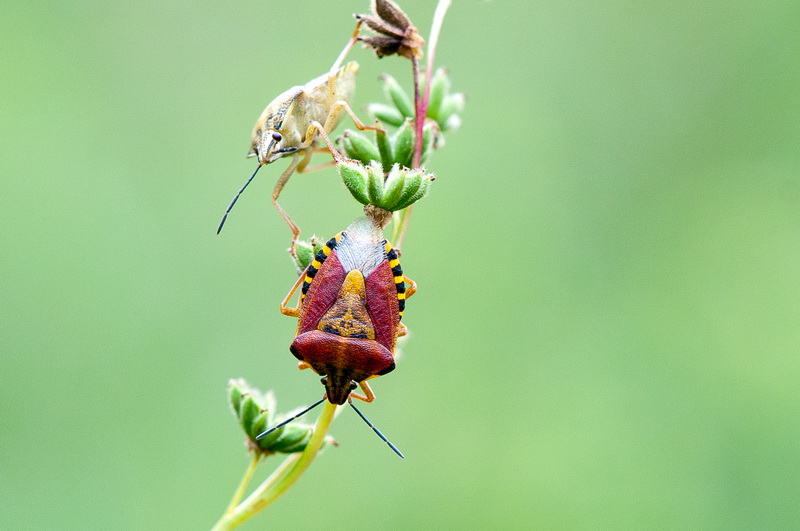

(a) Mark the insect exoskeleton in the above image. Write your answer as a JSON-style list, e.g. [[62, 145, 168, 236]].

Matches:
[[248, 61, 360, 165], [280, 216, 416, 405], [217, 60, 379, 251]]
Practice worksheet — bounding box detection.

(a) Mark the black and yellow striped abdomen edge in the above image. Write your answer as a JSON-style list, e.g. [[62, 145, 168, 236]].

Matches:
[[384, 241, 406, 319], [300, 232, 343, 301]]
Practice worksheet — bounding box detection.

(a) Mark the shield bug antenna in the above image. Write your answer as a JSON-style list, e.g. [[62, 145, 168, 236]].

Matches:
[[216, 163, 261, 234], [349, 399, 404, 458], [255, 394, 404, 458], [216, 133, 286, 234], [254, 396, 326, 441]]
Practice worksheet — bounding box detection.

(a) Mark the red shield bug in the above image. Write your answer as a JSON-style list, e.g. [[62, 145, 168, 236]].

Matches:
[[255, 216, 416, 457]]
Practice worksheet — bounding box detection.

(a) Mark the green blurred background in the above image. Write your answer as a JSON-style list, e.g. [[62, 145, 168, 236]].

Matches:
[[2, 0, 799, 529]]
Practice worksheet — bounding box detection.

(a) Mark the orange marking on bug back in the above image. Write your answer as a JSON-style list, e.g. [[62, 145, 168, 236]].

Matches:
[[316, 269, 376, 340]]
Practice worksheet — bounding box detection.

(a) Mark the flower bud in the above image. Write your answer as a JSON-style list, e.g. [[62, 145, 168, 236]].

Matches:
[[426, 68, 449, 121], [394, 170, 422, 209], [269, 425, 313, 453], [339, 160, 434, 212], [367, 162, 386, 205], [227, 380, 327, 455], [338, 160, 371, 206], [393, 171, 434, 211], [250, 411, 269, 441], [420, 121, 440, 165], [391, 119, 414, 168], [375, 128, 393, 174], [439, 93, 465, 132], [228, 379, 246, 413], [381, 74, 414, 118], [380, 165, 405, 210], [238, 395, 260, 433], [340, 130, 381, 165], [293, 240, 314, 271], [366, 103, 405, 128]]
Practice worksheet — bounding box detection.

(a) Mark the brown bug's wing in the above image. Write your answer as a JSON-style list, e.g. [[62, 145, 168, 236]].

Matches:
[[301, 62, 358, 99], [329, 61, 359, 103], [301, 61, 359, 128]]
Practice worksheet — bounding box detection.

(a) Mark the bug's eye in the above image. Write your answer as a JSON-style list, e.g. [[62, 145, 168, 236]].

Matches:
[[271, 132, 282, 143]]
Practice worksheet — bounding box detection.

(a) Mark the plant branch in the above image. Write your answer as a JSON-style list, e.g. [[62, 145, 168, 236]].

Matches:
[[223, 453, 261, 517], [213, 401, 338, 530], [396, 0, 451, 252], [411, 54, 424, 170], [412, 0, 451, 169]]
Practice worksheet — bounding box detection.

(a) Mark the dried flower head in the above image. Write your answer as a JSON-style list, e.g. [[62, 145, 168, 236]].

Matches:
[[356, 0, 425, 59]]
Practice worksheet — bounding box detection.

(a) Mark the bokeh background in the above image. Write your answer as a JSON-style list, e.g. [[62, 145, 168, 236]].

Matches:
[[2, 0, 799, 529]]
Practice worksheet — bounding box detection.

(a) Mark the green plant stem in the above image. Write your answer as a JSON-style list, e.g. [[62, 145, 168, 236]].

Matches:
[[411, 54, 423, 170], [212, 401, 338, 530], [223, 453, 260, 516], [392, 207, 412, 251]]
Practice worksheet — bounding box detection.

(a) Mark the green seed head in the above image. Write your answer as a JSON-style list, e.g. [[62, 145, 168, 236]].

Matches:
[[227, 379, 328, 455], [339, 160, 371, 206], [340, 130, 381, 165], [339, 160, 434, 212]]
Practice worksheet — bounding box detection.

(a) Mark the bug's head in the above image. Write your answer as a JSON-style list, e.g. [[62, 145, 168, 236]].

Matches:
[[321, 375, 357, 406], [258, 129, 298, 164]]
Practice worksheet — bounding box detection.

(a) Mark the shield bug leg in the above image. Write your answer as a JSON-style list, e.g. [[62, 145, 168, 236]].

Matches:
[[297, 106, 383, 160], [296, 157, 338, 174], [349, 380, 376, 403], [300, 122, 340, 161], [279, 268, 307, 317], [323, 100, 384, 137], [403, 275, 417, 299], [295, 114, 381, 168], [271, 152, 306, 258], [294, 143, 341, 172], [269, 126, 342, 257], [396, 322, 408, 338]]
